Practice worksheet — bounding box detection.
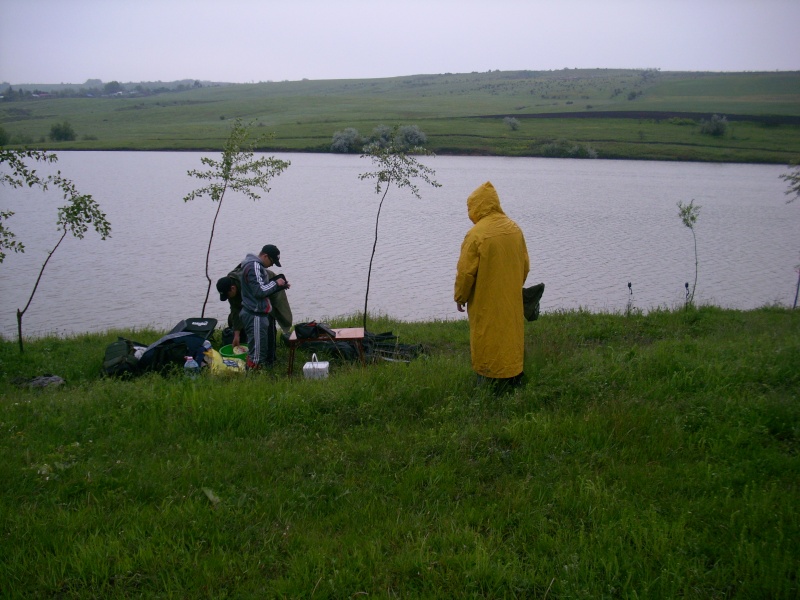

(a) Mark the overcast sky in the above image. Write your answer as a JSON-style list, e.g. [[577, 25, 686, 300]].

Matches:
[[1, 0, 799, 85]]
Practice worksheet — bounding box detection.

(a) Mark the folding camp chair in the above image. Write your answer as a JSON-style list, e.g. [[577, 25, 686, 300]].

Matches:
[[168, 317, 218, 340]]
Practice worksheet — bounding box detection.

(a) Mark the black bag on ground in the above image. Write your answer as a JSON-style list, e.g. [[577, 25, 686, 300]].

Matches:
[[302, 339, 360, 361], [294, 321, 336, 339], [301, 330, 425, 364], [137, 332, 207, 375], [363, 331, 425, 363], [102, 337, 147, 378]]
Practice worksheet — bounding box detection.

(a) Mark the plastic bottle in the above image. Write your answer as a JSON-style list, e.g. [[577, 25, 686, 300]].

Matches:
[[184, 355, 200, 378]]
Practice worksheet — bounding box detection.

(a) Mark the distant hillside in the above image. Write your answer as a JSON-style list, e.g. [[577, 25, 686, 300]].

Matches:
[[2, 69, 799, 163]]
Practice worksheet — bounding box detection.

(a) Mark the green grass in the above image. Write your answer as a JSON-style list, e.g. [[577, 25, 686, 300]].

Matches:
[[1, 306, 798, 597], [3, 69, 800, 162]]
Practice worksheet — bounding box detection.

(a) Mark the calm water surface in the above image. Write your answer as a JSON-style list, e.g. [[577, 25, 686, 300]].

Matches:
[[0, 152, 797, 339]]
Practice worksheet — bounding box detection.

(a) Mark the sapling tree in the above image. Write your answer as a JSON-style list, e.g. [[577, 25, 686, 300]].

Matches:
[[793, 254, 800, 310], [1, 149, 111, 352], [780, 161, 799, 307], [677, 199, 701, 306], [358, 127, 441, 331], [184, 119, 290, 317]]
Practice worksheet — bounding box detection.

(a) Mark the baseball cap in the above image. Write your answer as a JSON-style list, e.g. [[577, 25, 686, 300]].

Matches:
[[216, 276, 236, 301], [261, 244, 281, 267]]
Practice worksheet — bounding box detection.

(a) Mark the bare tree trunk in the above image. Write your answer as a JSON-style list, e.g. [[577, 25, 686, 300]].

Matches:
[[363, 184, 391, 332], [690, 228, 698, 304], [17, 230, 67, 353], [201, 186, 227, 317]]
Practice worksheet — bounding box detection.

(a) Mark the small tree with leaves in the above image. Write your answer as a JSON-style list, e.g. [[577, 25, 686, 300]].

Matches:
[[699, 114, 728, 137], [369, 125, 394, 149], [396, 125, 427, 147], [49, 121, 77, 142], [184, 119, 290, 316], [331, 127, 363, 153], [358, 127, 441, 331], [1, 149, 111, 352], [677, 199, 701, 307]]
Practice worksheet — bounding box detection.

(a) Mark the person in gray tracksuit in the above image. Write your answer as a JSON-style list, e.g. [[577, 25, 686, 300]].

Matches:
[[217, 265, 294, 349], [239, 244, 290, 370]]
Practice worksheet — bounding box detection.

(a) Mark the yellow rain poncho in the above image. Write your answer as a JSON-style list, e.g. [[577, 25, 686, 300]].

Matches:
[[454, 182, 529, 379]]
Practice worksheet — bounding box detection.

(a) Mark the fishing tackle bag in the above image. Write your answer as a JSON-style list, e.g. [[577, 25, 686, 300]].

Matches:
[[136, 332, 208, 375], [294, 321, 336, 339], [102, 337, 147, 378]]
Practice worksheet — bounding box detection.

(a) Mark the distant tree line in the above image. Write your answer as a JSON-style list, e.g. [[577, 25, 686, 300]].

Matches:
[[1, 80, 204, 101], [331, 124, 428, 153], [0, 121, 91, 145]]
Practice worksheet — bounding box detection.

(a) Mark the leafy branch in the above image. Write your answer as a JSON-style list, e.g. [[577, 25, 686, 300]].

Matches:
[[779, 161, 799, 204], [0, 149, 60, 262], [1, 149, 111, 352]]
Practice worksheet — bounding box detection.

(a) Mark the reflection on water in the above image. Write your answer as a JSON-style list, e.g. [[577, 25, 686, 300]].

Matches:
[[0, 152, 796, 338]]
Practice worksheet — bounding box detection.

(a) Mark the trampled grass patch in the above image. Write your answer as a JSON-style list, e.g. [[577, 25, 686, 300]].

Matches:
[[1, 307, 798, 597]]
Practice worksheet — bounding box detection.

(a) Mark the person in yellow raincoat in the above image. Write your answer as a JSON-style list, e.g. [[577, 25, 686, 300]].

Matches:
[[454, 181, 530, 385]]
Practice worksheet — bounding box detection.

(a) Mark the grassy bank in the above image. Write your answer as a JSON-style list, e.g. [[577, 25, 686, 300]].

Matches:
[[1, 307, 798, 597], [3, 69, 799, 163]]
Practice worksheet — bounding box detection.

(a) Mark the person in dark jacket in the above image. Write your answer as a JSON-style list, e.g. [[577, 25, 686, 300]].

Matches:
[[238, 244, 290, 370], [216, 268, 246, 347]]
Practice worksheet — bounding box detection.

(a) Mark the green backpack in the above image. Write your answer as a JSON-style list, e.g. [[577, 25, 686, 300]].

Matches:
[[102, 337, 146, 377]]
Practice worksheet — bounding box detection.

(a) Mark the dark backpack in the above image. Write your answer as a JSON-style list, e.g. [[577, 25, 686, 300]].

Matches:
[[102, 337, 147, 378], [523, 283, 545, 322], [137, 332, 207, 375]]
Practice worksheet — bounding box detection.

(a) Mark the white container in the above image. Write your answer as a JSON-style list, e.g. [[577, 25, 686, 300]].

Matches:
[[303, 353, 329, 379]]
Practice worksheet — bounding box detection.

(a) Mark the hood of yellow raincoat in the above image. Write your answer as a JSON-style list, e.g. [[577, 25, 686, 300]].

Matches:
[[467, 181, 505, 224]]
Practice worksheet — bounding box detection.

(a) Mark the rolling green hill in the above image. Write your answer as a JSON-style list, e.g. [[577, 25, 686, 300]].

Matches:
[[2, 69, 799, 162]]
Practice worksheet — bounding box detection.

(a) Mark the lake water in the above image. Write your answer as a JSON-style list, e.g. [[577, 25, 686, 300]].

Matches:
[[1, 152, 797, 339]]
